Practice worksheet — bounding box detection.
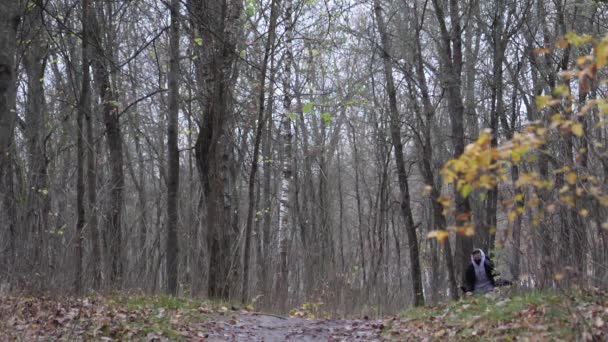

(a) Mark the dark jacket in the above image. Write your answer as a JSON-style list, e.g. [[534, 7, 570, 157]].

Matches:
[[463, 258, 496, 293]]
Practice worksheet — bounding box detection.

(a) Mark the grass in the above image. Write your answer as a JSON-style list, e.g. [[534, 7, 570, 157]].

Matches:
[[389, 289, 607, 340], [103, 294, 235, 340]]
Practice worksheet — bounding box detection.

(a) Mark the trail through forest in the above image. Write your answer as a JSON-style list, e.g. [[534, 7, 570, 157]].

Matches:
[[1, 290, 607, 341], [0, 295, 385, 341], [203, 314, 384, 341], [2, 0, 608, 321]]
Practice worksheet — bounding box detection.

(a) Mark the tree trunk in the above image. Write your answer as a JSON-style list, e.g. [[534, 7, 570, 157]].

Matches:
[[80, 0, 101, 291], [348, 121, 367, 285], [433, 0, 473, 283], [242, 0, 281, 304], [23, 0, 50, 290], [272, 0, 294, 313], [191, 0, 243, 300], [73, 0, 88, 294], [483, 0, 508, 254], [410, 6, 459, 300], [0, 3, 20, 271], [166, 0, 180, 296], [374, 0, 424, 307], [92, 5, 124, 286]]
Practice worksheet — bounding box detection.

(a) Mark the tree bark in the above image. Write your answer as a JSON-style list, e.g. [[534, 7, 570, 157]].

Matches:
[[0, 6, 20, 262], [483, 0, 507, 254], [410, 7, 458, 299], [23, 0, 50, 290], [374, 0, 424, 307], [191, 0, 243, 300], [92, 3, 124, 287], [432, 0, 473, 283], [81, 0, 101, 291], [348, 121, 367, 285], [166, 0, 180, 296], [242, 0, 281, 304], [273, 0, 294, 311]]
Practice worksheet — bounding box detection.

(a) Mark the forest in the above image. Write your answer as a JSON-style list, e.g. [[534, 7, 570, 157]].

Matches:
[[1, 0, 608, 339]]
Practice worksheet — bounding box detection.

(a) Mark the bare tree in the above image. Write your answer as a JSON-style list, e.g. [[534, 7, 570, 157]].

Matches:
[[191, 0, 243, 299], [374, 0, 424, 307], [0, 1, 19, 283], [273, 0, 295, 313], [166, 0, 180, 296], [242, 0, 282, 304], [432, 0, 473, 283], [91, 1, 125, 287]]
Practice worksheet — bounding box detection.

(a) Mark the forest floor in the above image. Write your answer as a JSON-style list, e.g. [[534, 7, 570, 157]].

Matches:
[[0, 288, 606, 341]]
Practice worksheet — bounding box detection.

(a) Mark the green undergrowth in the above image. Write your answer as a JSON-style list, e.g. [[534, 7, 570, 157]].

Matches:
[[104, 294, 239, 340], [107, 293, 230, 312], [386, 289, 607, 340]]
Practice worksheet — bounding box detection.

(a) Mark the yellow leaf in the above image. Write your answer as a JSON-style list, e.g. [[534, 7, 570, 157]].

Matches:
[[553, 85, 570, 97], [576, 56, 589, 66], [511, 151, 521, 164], [479, 175, 493, 189], [460, 184, 473, 198], [597, 99, 608, 115], [427, 230, 450, 243], [554, 273, 565, 281], [559, 196, 576, 207], [580, 209, 589, 217], [540, 180, 553, 190], [596, 36, 608, 69], [571, 123, 583, 137], [528, 196, 539, 208], [533, 48, 550, 55], [536, 96, 553, 110], [508, 211, 518, 223], [551, 113, 563, 125], [565, 32, 592, 47], [442, 169, 457, 184], [556, 39, 569, 49], [438, 196, 451, 207], [477, 132, 491, 148], [536, 127, 546, 136], [567, 172, 577, 185], [453, 159, 468, 173]]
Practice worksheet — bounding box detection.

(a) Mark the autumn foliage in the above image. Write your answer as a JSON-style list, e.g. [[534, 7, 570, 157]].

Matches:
[[429, 34, 608, 251]]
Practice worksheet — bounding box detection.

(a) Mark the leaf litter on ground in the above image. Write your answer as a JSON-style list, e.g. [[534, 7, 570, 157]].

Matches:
[[0, 288, 606, 341], [0, 294, 225, 341], [384, 288, 608, 341]]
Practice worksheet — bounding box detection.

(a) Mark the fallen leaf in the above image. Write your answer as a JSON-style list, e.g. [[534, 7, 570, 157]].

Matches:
[[595, 317, 604, 328], [434, 329, 446, 337]]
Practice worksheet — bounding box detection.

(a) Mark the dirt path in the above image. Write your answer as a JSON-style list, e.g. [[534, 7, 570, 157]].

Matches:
[[202, 313, 387, 341]]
